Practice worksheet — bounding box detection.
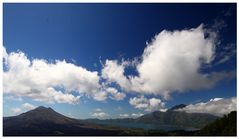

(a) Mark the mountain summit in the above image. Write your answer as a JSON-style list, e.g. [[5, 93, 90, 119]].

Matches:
[[15, 106, 78, 125], [3, 106, 120, 136]]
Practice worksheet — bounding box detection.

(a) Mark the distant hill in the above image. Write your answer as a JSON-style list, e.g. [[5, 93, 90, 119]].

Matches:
[[86, 107, 218, 131], [196, 111, 236, 136], [136, 110, 218, 128], [3, 106, 122, 136]]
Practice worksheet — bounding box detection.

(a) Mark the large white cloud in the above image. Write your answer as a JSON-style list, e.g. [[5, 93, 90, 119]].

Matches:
[[177, 97, 236, 117], [3, 48, 125, 104], [129, 96, 166, 112], [101, 25, 235, 99], [3, 24, 236, 105]]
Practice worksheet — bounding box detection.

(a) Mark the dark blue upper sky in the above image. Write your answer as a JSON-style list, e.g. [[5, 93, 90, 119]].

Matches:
[[4, 3, 236, 70], [3, 3, 236, 118]]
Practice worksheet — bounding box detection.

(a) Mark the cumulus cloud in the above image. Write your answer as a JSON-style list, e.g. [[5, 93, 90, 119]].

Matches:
[[129, 96, 166, 112], [22, 103, 36, 111], [101, 60, 130, 91], [3, 48, 127, 104], [3, 23, 235, 105], [90, 91, 107, 101], [106, 87, 126, 101], [11, 108, 22, 115], [177, 97, 236, 117], [102, 25, 235, 99], [91, 108, 108, 118]]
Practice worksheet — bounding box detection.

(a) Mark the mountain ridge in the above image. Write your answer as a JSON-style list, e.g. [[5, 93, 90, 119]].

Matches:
[[4, 106, 230, 136], [85, 104, 219, 131]]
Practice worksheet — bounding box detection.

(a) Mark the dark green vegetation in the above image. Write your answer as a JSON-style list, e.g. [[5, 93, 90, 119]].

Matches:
[[196, 111, 237, 136], [3, 106, 236, 136]]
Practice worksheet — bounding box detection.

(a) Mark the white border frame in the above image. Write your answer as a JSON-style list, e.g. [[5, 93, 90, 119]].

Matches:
[[0, 0, 238, 139]]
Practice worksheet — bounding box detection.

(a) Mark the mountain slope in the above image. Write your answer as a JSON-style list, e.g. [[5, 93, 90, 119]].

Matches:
[[86, 109, 219, 131], [3, 106, 122, 136], [5, 106, 81, 125], [137, 110, 218, 128]]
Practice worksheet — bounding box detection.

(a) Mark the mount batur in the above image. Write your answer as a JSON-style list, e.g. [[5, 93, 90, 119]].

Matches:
[[3, 105, 236, 136]]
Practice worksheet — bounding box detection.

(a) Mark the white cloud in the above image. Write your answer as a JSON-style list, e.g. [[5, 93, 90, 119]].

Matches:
[[90, 91, 107, 101], [177, 97, 236, 117], [10, 103, 37, 115], [101, 25, 235, 99], [91, 108, 109, 119], [101, 60, 130, 91], [131, 113, 144, 118], [3, 47, 128, 104], [209, 98, 223, 102], [46, 87, 81, 104], [3, 48, 110, 104], [91, 112, 108, 118], [129, 96, 166, 112], [22, 103, 36, 111], [106, 87, 126, 101], [3, 23, 235, 105], [11, 107, 22, 115], [119, 113, 129, 118]]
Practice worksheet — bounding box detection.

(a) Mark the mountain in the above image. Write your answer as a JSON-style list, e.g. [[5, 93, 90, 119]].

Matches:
[[86, 110, 218, 131], [3, 106, 123, 136], [4, 106, 229, 136], [168, 104, 187, 111], [136, 111, 218, 128], [196, 111, 236, 136], [5, 106, 82, 125]]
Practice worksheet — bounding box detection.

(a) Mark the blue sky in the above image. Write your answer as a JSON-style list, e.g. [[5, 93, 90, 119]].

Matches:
[[3, 3, 236, 119]]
